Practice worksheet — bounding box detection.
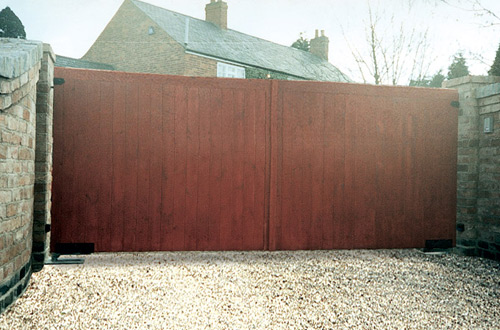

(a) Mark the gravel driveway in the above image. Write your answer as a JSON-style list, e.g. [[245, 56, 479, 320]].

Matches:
[[1, 249, 499, 330]]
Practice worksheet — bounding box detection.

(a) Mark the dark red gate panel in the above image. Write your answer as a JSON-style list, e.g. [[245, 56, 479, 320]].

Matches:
[[52, 68, 269, 252], [268, 82, 458, 250], [52, 68, 458, 252]]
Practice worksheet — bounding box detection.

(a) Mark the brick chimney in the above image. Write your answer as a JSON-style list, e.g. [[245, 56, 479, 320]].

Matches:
[[205, 0, 228, 29], [310, 29, 329, 61]]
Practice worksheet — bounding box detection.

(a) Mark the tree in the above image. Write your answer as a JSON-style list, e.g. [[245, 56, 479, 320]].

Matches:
[[429, 70, 446, 87], [0, 7, 26, 39], [291, 33, 310, 52], [488, 43, 500, 76], [410, 70, 445, 87], [343, 3, 433, 85], [447, 53, 469, 79]]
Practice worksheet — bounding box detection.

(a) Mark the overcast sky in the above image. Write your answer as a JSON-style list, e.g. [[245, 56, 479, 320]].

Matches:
[[2, 0, 499, 84]]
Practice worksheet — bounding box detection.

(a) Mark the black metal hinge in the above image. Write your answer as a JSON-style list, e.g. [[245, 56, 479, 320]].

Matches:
[[53, 78, 65, 86]]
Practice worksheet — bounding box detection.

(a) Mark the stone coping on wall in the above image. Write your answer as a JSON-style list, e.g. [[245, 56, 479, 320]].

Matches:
[[0, 38, 43, 79], [476, 83, 500, 99], [443, 75, 500, 89]]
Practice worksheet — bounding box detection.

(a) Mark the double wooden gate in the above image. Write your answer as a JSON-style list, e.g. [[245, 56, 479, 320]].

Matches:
[[51, 68, 458, 252]]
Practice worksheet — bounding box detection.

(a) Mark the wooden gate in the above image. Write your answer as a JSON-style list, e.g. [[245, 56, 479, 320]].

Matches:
[[51, 68, 458, 252]]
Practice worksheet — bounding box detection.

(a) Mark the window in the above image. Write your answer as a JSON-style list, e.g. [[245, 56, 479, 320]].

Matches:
[[217, 62, 245, 78]]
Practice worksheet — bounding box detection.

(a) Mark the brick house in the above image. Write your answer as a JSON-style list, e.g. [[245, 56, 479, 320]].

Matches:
[[81, 0, 350, 82]]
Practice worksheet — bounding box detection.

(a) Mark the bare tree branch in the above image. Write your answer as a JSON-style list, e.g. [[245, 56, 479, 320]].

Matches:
[[342, 1, 434, 85]]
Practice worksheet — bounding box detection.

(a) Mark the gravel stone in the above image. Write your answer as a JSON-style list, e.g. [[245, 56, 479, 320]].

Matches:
[[1, 249, 499, 329]]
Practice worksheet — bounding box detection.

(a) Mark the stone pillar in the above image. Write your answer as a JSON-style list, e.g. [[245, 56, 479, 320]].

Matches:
[[32, 44, 55, 271], [0, 38, 43, 313], [443, 76, 500, 259], [475, 83, 500, 260]]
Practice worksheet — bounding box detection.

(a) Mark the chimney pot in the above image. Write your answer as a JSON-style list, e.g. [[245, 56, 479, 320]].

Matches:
[[310, 29, 329, 61]]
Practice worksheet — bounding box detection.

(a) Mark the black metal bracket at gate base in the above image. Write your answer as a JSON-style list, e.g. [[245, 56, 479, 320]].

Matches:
[[421, 239, 453, 253], [54, 242, 95, 255], [45, 253, 85, 265], [45, 243, 94, 265]]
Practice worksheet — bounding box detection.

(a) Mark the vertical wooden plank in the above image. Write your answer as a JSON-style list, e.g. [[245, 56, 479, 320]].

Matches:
[[230, 90, 245, 249], [323, 94, 346, 249], [172, 85, 188, 250], [342, 94, 357, 249], [241, 89, 257, 250], [421, 96, 457, 243], [84, 80, 101, 249], [219, 88, 234, 250], [411, 99, 427, 247], [185, 87, 200, 250], [149, 83, 163, 251], [281, 88, 311, 249], [122, 82, 139, 252], [160, 84, 176, 251], [373, 97, 398, 248], [71, 79, 88, 245], [196, 88, 212, 250], [97, 81, 114, 252], [110, 81, 127, 251], [299, 92, 312, 249], [400, 100, 417, 248], [207, 88, 222, 250], [353, 95, 378, 248], [268, 81, 281, 251], [309, 93, 325, 249], [136, 82, 152, 251], [255, 88, 268, 250]]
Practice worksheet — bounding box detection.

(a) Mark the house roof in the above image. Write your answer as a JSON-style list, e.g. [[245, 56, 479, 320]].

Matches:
[[55, 55, 115, 71], [130, 0, 350, 82]]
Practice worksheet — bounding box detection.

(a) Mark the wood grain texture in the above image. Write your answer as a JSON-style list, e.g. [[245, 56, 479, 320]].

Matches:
[[52, 68, 458, 252]]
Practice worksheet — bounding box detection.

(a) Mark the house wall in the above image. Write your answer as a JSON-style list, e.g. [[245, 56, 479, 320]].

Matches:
[[82, 0, 186, 75], [184, 53, 217, 77], [0, 38, 54, 313], [444, 76, 500, 261]]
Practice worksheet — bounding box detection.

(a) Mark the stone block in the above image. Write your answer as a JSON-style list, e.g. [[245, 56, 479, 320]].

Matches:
[[0, 94, 12, 110], [0, 39, 43, 79]]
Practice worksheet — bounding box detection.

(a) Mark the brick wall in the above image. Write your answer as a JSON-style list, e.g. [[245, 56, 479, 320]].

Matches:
[[183, 53, 217, 77], [444, 76, 500, 261], [0, 38, 54, 313]]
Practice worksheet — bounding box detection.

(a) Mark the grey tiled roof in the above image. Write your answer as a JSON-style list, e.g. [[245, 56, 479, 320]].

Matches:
[[131, 0, 350, 82], [55, 55, 115, 70]]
